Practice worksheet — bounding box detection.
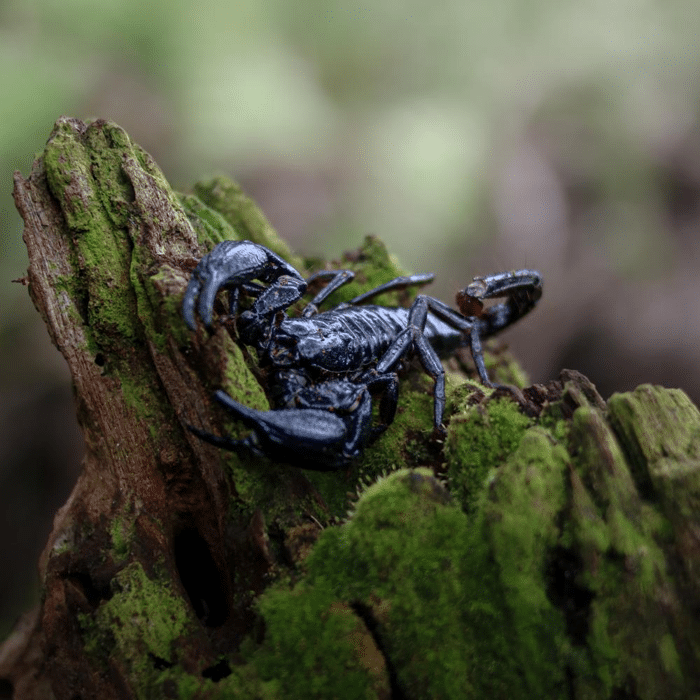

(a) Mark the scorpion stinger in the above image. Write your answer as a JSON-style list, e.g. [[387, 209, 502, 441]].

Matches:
[[182, 240, 542, 470]]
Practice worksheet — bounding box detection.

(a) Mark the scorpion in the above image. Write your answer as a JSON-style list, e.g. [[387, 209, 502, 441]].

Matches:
[[182, 240, 542, 470]]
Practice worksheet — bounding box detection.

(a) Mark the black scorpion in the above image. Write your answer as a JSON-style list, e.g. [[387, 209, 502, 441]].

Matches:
[[182, 240, 542, 470]]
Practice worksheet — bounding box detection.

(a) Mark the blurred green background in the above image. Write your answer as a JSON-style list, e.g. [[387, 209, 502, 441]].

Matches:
[[2, 0, 700, 636]]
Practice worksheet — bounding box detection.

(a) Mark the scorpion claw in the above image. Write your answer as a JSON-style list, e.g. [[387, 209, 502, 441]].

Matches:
[[182, 240, 307, 330], [182, 276, 202, 331], [182, 267, 224, 330], [200, 390, 361, 470], [197, 271, 224, 330]]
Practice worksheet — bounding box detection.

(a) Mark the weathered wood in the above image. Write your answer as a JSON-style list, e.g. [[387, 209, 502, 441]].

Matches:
[[2, 117, 699, 699]]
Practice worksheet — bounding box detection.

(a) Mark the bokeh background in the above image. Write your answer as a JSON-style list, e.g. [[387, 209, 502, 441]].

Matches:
[[2, 0, 700, 637]]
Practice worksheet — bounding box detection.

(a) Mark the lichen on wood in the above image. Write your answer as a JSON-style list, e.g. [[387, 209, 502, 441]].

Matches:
[[1, 117, 700, 699]]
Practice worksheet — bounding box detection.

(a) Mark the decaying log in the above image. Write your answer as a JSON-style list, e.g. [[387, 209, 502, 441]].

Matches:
[[1, 117, 699, 699]]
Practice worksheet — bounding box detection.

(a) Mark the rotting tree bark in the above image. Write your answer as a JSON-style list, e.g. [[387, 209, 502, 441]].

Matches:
[[0, 117, 321, 699], [2, 117, 700, 699]]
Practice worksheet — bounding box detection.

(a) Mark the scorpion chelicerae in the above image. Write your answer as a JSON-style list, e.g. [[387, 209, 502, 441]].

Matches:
[[182, 240, 542, 470]]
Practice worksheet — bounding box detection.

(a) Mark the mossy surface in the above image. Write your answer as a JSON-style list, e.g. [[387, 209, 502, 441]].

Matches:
[[239, 383, 700, 699], [25, 119, 700, 699], [446, 393, 532, 512], [42, 119, 204, 437], [80, 562, 194, 685], [248, 459, 562, 699], [250, 469, 480, 699], [194, 175, 304, 271]]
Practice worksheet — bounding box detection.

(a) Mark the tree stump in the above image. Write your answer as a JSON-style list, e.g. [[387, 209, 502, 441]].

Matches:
[[1, 117, 699, 699]]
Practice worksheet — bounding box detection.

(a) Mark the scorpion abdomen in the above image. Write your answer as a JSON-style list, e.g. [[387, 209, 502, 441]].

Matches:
[[273, 305, 463, 373]]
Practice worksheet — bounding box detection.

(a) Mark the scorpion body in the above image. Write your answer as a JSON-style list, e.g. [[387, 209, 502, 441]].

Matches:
[[254, 306, 465, 372], [183, 240, 542, 470]]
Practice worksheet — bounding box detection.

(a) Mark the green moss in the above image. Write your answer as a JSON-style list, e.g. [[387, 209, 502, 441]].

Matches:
[[45, 147, 152, 436], [607, 385, 700, 523], [150, 659, 275, 700], [178, 192, 238, 247], [251, 470, 478, 699], [81, 562, 193, 681], [109, 513, 135, 563], [43, 120, 167, 429], [45, 122, 141, 353], [566, 402, 693, 698], [252, 584, 378, 699], [219, 335, 269, 412], [446, 395, 532, 512], [251, 466, 581, 698], [659, 633, 682, 679], [479, 429, 570, 694], [144, 264, 193, 350], [359, 375, 435, 474], [194, 175, 304, 270], [41, 118, 261, 462], [44, 119, 98, 233]]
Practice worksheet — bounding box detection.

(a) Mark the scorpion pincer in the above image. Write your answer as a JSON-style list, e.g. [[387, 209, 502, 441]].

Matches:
[[182, 240, 542, 470]]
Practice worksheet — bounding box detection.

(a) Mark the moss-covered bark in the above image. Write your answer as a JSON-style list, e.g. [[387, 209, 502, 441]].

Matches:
[[1, 117, 699, 699]]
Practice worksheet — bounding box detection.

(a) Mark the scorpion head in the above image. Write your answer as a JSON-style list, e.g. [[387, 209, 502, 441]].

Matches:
[[265, 325, 302, 367], [264, 318, 319, 366]]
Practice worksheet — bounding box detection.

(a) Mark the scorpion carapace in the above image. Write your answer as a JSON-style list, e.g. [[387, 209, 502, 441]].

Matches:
[[182, 240, 542, 470]]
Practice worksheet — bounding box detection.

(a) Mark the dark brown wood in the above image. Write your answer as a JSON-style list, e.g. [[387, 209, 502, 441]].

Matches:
[[1, 118, 286, 698]]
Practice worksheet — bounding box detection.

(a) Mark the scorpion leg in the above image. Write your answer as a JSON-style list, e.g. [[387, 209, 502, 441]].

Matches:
[[409, 269, 542, 386], [300, 269, 356, 317], [298, 269, 434, 320], [362, 371, 400, 439], [345, 273, 434, 305], [370, 269, 542, 428], [373, 295, 450, 429], [301, 270, 434, 316]]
